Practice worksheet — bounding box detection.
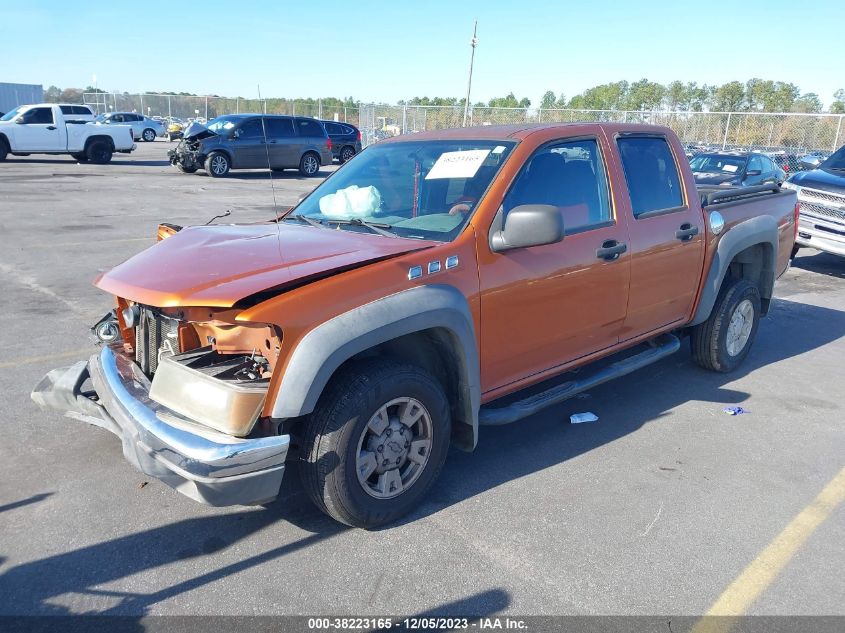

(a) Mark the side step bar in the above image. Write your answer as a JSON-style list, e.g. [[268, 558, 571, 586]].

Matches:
[[478, 333, 681, 426]]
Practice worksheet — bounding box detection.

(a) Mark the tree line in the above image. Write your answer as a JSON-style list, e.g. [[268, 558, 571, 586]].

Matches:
[[43, 80, 845, 114]]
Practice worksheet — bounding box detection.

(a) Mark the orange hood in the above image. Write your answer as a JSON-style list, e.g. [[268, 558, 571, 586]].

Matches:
[[95, 222, 436, 308]]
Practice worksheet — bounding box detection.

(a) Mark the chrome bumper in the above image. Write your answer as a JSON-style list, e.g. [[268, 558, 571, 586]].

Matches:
[[796, 214, 845, 257], [31, 346, 289, 506]]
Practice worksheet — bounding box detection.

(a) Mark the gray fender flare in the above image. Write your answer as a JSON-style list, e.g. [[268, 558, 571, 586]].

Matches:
[[271, 284, 481, 447], [690, 214, 778, 326]]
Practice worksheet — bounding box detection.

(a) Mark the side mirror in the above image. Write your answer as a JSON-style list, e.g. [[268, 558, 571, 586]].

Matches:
[[490, 204, 564, 252], [745, 169, 762, 176]]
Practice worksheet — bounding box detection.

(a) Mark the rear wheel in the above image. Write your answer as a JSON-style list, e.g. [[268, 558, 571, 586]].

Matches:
[[0, 138, 9, 161], [691, 278, 761, 373], [142, 128, 157, 142], [87, 140, 113, 164], [300, 359, 451, 528], [339, 145, 356, 163], [299, 152, 320, 176], [71, 152, 88, 162], [204, 151, 230, 177]]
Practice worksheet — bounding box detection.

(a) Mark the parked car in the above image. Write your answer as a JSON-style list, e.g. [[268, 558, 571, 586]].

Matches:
[[95, 112, 164, 142], [166, 120, 184, 142], [770, 152, 802, 175], [0, 103, 135, 163], [689, 151, 785, 186], [167, 114, 333, 177], [783, 143, 845, 257], [320, 120, 362, 163], [798, 152, 830, 171], [33, 123, 797, 528]]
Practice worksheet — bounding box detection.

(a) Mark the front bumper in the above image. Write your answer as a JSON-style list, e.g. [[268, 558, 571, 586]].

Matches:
[[796, 214, 845, 257], [31, 346, 289, 506]]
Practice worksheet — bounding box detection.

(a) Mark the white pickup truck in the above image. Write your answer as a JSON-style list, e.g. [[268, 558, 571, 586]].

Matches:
[[0, 103, 135, 163]]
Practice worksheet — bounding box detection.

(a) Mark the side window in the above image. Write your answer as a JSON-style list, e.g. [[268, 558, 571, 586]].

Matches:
[[323, 122, 340, 134], [503, 138, 613, 234], [238, 118, 265, 138], [617, 136, 684, 218], [266, 118, 295, 138], [111, 114, 124, 123], [295, 118, 324, 138], [72, 106, 92, 115], [748, 155, 764, 172], [22, 107, 54, 124], [60, 105, 74, 115]]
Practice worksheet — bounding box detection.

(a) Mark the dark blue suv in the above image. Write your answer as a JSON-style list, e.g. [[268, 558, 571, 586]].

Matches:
[[320, 120, 362, 163]]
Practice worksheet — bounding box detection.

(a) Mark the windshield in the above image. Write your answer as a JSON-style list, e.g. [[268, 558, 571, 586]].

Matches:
[[288, 139, 516, 241], [0, 106, 24, 122], [820, 146, 845, 171], [206, 116, 239, 133], [689, 154, 747, 174]]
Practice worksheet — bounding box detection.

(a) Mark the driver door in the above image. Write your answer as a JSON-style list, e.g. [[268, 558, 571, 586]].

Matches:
[[231, 117, 268, 168], [16, 107, 63, 151]]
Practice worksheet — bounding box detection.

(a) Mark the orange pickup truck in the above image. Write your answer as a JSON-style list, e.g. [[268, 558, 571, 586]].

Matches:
[[33, 123, 798, 528]]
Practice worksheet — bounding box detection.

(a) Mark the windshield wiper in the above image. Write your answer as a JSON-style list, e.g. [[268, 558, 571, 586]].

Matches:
[[325, 218, 398, 238], [281, 214, 327, 229]]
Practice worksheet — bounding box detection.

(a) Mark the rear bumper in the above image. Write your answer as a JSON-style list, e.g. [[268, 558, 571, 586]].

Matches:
[[796, 214, 845, 257], [31, 346, 289, 506]]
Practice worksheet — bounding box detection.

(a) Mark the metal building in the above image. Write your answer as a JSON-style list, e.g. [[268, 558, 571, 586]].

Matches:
[[0, 83, 44, 114]]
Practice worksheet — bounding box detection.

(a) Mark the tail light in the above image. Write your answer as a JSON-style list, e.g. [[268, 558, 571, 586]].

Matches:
[[326, 137, 332, 151], [794, 202, 800, 242], [356, 129, 361, 141]]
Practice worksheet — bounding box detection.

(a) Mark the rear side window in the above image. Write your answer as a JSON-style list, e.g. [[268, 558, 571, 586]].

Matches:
[[323, 122, 342, 134], [266, 118, 295, 138], [60, 105, 74, 115], [72, 106, 92, 115], [617, 136, 684, 217], [295, 118, 324, 137], [503, 138, 613, 234]]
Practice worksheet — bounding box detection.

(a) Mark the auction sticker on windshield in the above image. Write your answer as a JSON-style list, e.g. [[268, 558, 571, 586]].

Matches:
[[425, 149, 491, 180]]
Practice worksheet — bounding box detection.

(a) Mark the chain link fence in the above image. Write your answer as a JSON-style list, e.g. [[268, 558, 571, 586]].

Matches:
[[82, 93, 360, 126], [359, 104, 845, 155]]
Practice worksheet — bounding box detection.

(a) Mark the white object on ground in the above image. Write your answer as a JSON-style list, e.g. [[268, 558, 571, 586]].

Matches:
[[570, 412, 599, 424]]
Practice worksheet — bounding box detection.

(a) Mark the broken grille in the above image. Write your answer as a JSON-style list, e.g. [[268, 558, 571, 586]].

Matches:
[[135, 308, 180, 376]]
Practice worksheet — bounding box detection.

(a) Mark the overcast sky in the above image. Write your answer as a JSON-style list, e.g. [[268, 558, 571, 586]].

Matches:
[[3, 0, 844, 108]]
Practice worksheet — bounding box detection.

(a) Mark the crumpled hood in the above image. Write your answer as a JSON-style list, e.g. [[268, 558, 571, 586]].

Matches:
[[182, 121, 216, 141], [693, 172, 740, 186], [95, 222, 437, 308]]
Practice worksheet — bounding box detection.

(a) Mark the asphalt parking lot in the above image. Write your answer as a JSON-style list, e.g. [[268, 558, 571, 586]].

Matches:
[[0, 141, 843, 618]]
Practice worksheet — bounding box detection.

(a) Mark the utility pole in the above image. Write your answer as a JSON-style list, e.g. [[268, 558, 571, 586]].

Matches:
[[462, 20, 478, 127]]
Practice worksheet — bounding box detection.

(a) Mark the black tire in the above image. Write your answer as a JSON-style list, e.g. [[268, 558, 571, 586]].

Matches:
[[339, 145, 356, 163], [142, 128, 157, 142], [300, 359, 451, 528], [176, 163, 197, 174], [791, 244, 800, 259], [299, 152, 321, 176], [71, 152, 88, 162], [204, 151, 230, 177], [0, 138, 9, 161], [86, 140, 113, 164], [690, 277, 761, 373]]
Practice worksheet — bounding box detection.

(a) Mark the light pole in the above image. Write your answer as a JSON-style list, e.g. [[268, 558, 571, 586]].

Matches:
[[462, 20, 478, 127]]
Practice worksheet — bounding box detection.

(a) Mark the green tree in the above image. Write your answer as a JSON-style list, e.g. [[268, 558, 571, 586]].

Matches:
[[540, 90, 557, 109], [792, 92, 822, 113], [665, 80, 687, 111], [624, 79, 665, 111], [713, 81, 745, 112], [44, 85, 61, 102], [831, 89, 845, 114]]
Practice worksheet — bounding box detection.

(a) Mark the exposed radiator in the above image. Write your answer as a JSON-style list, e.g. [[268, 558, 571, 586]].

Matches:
[[135, 308, 180, 376]]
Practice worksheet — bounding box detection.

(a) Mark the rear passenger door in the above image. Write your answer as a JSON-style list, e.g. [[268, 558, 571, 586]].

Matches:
[[294, 118, 326, 161], [265, 117, 298, 167], [614, 134, 705, 340]]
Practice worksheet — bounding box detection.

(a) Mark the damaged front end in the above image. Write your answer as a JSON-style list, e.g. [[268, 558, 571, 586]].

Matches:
[[166, 121, 216, 172], [31, 302, 289, 507]]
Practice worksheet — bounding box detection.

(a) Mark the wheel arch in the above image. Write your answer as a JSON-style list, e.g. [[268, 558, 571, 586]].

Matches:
[[84, 134, 116, 151], [270, 284, 480, 451], [691, 215, 778, 326]]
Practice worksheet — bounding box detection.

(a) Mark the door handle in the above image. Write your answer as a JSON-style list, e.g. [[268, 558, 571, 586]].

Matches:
[[46, 126, 56, 130], [596, 240, 627, 261], [675, 223, 699, 241]]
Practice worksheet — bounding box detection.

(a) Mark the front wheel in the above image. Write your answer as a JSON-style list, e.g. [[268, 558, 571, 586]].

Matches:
[[0, 138, 10, 161], [691, 278, 761, 373], [142, 128, 157, 142], [176, 163, 197, 173], [299, 152, 320, 176], [204, 151, 230, 177], [300, 359, 451, 528]]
